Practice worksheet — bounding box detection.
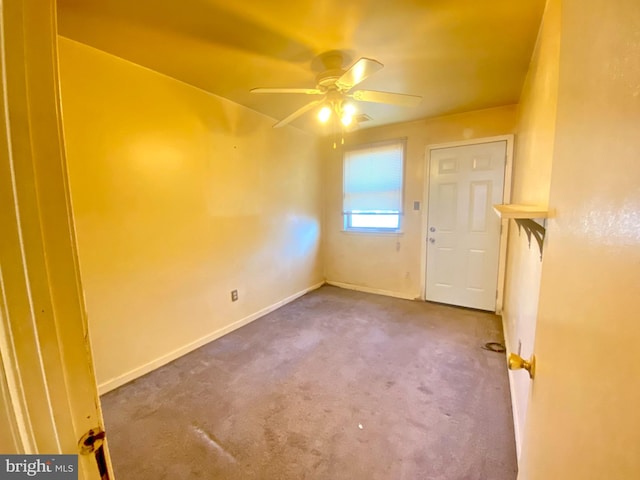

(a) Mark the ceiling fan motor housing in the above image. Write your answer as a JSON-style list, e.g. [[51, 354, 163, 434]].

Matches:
[[316, 69, 346, 90]]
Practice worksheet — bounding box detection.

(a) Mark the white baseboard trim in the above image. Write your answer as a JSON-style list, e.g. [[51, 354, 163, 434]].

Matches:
[[325, 280, 416, 301], [501, 317, 523, 464], [98, 281, 325, 395]]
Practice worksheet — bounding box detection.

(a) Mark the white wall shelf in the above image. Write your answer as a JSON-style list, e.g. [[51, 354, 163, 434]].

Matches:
[[494, 204, 548, 260], [493, 204, 549, 219]]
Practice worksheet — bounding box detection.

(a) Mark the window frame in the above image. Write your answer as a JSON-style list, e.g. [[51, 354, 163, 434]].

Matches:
[[342, 138, 406, 233]]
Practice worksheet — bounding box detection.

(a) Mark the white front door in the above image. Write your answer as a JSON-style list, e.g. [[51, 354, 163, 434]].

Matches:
[[425, 141, 506, 311]]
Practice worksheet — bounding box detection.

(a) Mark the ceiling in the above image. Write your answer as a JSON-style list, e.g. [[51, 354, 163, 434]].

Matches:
[[57, 0, 545, 134]]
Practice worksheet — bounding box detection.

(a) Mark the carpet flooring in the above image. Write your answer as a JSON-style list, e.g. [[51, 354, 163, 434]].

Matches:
[[101, 285, 517, 479]]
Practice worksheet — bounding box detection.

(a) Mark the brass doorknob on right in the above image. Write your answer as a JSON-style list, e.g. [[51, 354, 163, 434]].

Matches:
[[508, 353, 536, 379]]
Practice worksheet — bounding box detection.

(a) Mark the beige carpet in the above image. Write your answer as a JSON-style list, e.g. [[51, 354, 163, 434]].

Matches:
[[102, 285, 516, 479]]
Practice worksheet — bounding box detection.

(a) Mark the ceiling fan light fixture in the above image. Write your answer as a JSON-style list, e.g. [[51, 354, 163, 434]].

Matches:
[[341, 114, 353, 127], [343, 103, 356, 116], [318, 105, 332, 123]]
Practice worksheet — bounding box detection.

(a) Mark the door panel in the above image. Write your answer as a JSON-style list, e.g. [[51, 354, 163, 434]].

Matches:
[[436, 183, 458, 230], [0, 1, 113, 477], [469, 181, 491, 232], [426, 141, 506, 311]]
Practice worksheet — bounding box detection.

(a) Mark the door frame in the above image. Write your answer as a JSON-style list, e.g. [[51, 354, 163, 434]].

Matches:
[[0, 0, 113, 477], [419, 135, 514, 313]]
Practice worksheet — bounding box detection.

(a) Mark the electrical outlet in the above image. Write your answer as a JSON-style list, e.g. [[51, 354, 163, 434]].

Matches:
[[231, 290, 238, 302]]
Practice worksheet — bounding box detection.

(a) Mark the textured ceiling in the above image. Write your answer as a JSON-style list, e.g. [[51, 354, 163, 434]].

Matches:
[[57, 0, 545, 133]]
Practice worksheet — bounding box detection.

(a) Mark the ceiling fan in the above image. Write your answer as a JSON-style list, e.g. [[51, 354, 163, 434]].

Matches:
[[251, 52, 423, 128]]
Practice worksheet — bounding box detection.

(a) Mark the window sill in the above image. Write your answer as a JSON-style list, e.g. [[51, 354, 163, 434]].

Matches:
[[341, 229, 405, 236]]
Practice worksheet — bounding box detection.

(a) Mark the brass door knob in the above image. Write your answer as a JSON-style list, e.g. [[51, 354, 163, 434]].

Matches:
[[508, 353, 536, 379]]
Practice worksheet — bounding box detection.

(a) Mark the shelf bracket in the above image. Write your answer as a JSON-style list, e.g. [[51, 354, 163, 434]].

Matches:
[[515, 218, 546, 260]]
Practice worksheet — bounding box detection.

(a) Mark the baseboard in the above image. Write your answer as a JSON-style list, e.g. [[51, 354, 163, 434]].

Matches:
[[98, 281, 325, 395], [325, 280, 416, 301], [501, 317, 522, 463]]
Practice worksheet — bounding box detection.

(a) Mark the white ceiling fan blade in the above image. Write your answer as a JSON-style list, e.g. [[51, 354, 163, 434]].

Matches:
[[351, 89, 422, 107], [273, 98, 325, 128], [251, 87, 324, 95], [335, 58, 383, 91]]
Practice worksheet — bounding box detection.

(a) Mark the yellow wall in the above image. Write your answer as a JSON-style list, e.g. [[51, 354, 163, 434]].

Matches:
[[58, 38, 323, 392], [501, 0, 560, 456], [323, 106, 517, 299], [520, 0, 640, 477]]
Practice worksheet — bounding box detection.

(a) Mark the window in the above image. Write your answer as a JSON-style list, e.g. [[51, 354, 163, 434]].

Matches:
[[343, 139, 405, 232]]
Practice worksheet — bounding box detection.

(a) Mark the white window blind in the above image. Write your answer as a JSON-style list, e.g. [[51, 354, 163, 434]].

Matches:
[[343, 140, 404, 215]]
